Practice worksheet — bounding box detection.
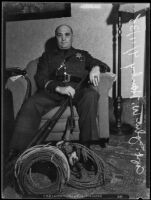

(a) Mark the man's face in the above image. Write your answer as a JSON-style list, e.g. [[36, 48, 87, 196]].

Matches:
[[56, 25, 73, 50]]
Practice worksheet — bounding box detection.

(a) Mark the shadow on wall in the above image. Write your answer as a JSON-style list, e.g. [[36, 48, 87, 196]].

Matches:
[[44, 37, 58, 52]]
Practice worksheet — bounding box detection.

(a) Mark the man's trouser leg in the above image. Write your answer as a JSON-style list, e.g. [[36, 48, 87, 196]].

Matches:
[[9, 91, 59, 153], [75, 87, 100, 144]]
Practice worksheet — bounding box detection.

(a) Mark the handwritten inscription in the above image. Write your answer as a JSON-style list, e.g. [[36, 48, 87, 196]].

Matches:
[[122, 14, 145, 175]]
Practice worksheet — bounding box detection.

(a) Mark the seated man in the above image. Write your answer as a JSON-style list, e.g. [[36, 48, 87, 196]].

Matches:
[[8, 24, 110, 159]]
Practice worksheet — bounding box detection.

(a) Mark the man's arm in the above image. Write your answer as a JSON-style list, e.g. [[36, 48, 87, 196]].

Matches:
[[85, 51, 110, 72], [35, 52, 75, 97], [34, 52, 50, 89], [84, 51, 110, 86], [34, 52, 60, 93]]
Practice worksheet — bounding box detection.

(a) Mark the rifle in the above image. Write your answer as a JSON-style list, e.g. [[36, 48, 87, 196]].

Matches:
[[26, 73, 88, 149]]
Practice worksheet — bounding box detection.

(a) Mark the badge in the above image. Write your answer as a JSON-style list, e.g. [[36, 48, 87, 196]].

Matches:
[[75, 52, 84, 61]]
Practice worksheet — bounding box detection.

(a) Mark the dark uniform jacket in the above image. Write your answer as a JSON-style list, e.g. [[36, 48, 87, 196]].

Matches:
[[34, 47, 110, 98]]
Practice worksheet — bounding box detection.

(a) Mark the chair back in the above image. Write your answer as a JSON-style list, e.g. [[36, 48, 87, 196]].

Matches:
[[25, 58, 39, 95]]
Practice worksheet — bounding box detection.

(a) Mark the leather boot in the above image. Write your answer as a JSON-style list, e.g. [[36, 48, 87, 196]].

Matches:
[[99, 138, 109, 148]]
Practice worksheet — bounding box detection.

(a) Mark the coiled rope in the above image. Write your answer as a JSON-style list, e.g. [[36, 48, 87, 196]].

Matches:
[[58, 142, 106, 189], [14, 142, 106, 197], [14, 143, 70, 197]]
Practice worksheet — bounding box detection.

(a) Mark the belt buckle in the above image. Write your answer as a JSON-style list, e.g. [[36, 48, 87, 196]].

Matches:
[[63, 73, 71, 83]]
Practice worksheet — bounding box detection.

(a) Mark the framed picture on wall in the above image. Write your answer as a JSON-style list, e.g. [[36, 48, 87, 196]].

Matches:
[[3, 2, 71, 21]]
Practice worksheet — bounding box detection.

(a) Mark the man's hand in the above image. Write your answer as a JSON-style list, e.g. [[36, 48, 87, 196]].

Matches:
[[89, 66, 101, 86], [55, 86, 75, 98]]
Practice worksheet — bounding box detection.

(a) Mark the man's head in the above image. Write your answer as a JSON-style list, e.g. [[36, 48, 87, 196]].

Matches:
[[55, 24, 73, 50]]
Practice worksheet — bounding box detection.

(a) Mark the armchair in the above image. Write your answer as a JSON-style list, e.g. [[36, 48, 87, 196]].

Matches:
[[6, 58, 115, 142]]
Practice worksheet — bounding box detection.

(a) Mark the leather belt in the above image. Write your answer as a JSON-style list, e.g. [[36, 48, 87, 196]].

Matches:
[[56, 74, 82, 83]]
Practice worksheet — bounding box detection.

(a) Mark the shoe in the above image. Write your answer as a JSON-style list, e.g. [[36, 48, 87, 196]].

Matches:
[[100, 138, 109, 148], [92, 138, 109, 148], [80, 142, 90, 148]]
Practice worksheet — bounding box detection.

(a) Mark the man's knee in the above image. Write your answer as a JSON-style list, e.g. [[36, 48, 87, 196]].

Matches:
[[83, 88, 100, 102], [22, 93, 46, 110], [17, 95, 41, 119], [21, 96, 36, 110]]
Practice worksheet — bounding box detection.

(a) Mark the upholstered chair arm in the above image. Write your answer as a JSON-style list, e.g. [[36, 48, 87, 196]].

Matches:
[[94, 72, 116, 138], [5, 72, 28, 119]]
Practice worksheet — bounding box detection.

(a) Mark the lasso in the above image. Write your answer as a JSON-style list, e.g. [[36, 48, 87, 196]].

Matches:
[[14, 142, 106, 197], [14, 143, 70, 197], [59, 142, 105, 189]]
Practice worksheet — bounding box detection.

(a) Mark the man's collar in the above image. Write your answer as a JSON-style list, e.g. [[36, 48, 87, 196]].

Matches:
[[53, 47, 76, 55]]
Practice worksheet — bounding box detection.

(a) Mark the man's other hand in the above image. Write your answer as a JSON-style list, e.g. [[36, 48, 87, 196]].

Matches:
[[55, 86, 75, 98], [89, 66, 100, 87]]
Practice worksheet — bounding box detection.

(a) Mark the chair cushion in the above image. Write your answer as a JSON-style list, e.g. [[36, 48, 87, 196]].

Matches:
[[45, 131, 80, 141], [40, 106, 79, 133], [40, 106, 80, 141], [40, 118, 80, 132]]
